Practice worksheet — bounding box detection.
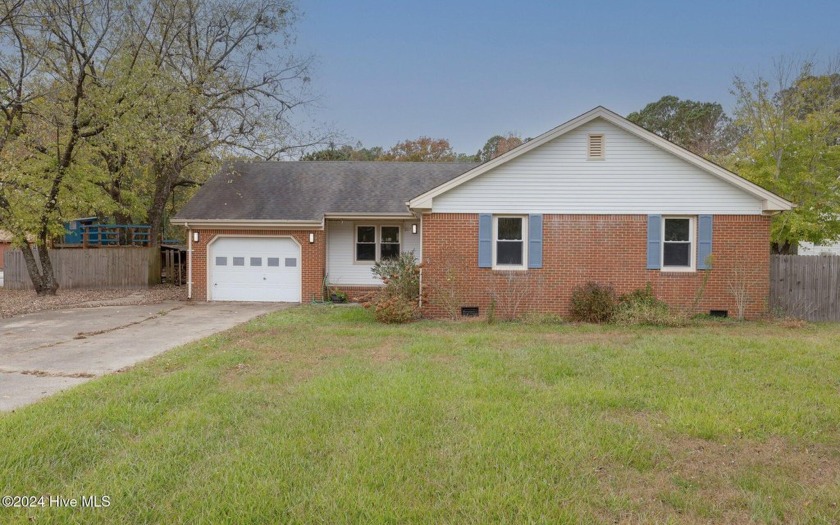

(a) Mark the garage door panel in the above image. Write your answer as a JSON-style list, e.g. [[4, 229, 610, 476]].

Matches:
[[210, 237, 301, 302]]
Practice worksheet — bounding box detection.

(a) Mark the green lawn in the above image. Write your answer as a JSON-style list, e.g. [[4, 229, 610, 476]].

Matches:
[[2, 306, 840, 524]]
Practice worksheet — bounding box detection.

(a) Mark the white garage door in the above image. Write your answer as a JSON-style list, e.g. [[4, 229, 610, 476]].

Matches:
[[209, 237, 301, 302]]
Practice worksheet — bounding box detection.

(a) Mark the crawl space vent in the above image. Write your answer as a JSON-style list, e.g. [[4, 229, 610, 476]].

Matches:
[[709, 310, 728, 318], [460, 307, 480, 317]]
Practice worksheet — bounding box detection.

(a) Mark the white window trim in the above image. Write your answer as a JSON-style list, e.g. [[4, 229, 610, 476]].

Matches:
[[355, 225, 377, 263], [354, 224, 402, 264], [661, 216, 696, 272], [492, 215, 528, 271]]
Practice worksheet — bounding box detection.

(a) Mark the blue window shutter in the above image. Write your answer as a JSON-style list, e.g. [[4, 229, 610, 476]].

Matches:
[[647, 215, 662, 270], [478, 214, 492, 268], [697, 215, 713, 269], [528, 214, 543, 268]]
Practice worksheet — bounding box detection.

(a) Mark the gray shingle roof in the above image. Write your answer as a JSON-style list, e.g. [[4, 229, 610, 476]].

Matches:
[[175, 161, 478, 221]]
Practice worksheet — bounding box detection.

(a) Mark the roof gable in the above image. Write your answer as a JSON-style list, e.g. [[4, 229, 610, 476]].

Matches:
[[409, 107, 793, 213]]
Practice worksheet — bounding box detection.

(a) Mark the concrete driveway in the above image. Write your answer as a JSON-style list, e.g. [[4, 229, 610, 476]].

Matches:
[[0, 301, 290, 411]]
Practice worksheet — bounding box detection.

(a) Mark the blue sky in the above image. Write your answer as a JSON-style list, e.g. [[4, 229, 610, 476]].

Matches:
[[295, 1, 839, 155]]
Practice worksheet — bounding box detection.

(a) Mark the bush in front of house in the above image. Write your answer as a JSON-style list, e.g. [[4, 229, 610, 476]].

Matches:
[[568, 282, 617, 323], [366, 251, 420, 323], [613, 283, 689, 327]]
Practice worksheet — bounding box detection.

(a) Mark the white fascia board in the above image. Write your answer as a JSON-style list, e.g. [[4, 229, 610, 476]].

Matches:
[[408, 106, 794, 213], [324, 213, 414, 220], [171, 219, 324, 230]]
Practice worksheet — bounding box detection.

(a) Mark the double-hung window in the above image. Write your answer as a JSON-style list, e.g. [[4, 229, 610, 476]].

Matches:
[[662, 217, 695, 270], [494, 216, 527, 269], [380, 226, 401, 260], [356, 226, 376, 261], [356, 225, 401, 262]]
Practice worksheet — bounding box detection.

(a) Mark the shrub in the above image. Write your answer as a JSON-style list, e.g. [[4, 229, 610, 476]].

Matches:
[[371, 252, 420, 302], [614, 284, 688, 327], [372, 295, 419, 324], [367, 251, 420, 324], [568, 282, 616, 323]]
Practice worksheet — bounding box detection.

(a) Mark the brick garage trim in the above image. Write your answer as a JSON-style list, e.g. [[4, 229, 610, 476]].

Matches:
[[421, 213, 771, 320], [189, 229, 325, 302]]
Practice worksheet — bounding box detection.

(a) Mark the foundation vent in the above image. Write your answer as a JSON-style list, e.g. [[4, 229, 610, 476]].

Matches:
[[460, 307, 480, 317]]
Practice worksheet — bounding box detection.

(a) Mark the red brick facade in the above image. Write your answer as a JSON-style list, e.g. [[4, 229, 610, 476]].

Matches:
[[420, 213, 771, 320], [189, 229, 325, 302], [329, 285, 382, 302]]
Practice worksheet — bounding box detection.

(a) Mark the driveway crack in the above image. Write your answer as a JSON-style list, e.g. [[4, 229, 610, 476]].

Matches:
[[73, 305, 183, 339]]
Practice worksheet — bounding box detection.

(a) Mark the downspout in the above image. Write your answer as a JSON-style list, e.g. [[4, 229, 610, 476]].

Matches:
[[417, 211, 424, 309], [186, 223, 192, 300]]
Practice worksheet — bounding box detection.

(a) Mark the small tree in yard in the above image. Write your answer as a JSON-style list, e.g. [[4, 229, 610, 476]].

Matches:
[[487, 271, 535, 321], [425, 252, 463, 320], [727, 254, 757, 320], [367, 252, 420, 323]]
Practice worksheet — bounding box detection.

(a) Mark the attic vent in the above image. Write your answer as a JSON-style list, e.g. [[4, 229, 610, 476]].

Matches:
[[588, 134, 605, 159]]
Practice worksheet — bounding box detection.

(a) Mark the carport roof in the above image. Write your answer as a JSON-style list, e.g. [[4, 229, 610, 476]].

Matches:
[[174, 161, 477, 222]]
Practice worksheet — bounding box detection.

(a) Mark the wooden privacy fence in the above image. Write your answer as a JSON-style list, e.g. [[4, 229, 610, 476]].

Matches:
[[3, 247, 160, 290], [770, 255, 840, 321]]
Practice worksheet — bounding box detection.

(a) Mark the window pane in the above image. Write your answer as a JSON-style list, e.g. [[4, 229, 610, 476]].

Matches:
[[665, 218, 690, 241], [381, 226, 400, 243], [663, 243, 690, 266], [497, 217, 522, 240], [497, 241, 523, 265], [250, 257, 262, 266], [232, 257, 245, 266], [215, 257, 227, 266], [356, 243, 376, 261], [267, 257, 280, 267], [357, 226, 375, 243], [381, 243, 400, 260], [285, 258, 297, 267]]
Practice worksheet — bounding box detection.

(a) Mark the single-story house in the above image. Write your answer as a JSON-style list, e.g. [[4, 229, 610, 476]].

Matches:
[[172, 106, 793, 319]]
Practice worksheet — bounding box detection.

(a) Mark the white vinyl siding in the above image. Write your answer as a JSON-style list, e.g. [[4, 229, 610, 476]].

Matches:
[[326, 220, 421, 286], [432, 119, 764, 215]]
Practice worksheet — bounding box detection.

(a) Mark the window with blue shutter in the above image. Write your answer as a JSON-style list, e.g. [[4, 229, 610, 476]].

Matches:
[[697, 215, 713, 269], [528, 214, 542, 268], [647, 215, 662, 270], [478, 214, 492, 268]]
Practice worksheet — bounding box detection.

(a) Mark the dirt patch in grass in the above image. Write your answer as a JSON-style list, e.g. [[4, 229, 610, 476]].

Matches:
[[222, 336, 407, 386], [594, 413, 840, 523], [542, 331, 639, 347]]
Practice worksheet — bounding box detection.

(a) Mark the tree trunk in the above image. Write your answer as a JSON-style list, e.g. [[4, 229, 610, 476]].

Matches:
[[147, 180, 170, 248], [19, 241, 59, 295], [771, 241, 796, 254], [147, 162, 181, 247]]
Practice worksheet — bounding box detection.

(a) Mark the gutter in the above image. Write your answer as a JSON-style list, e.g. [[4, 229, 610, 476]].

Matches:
[[170, 218, 324, 230]]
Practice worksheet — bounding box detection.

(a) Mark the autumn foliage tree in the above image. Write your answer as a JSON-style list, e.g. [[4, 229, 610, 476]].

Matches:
[[376, 136, 456, 162], [0, 0, 321, 294], [478, 133, 523, 162], [728, 58, 840, 253], [627, 96, 738, 159]]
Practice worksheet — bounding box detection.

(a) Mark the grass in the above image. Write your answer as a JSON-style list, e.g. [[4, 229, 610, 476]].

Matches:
[[1, 306, 839, 524]]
